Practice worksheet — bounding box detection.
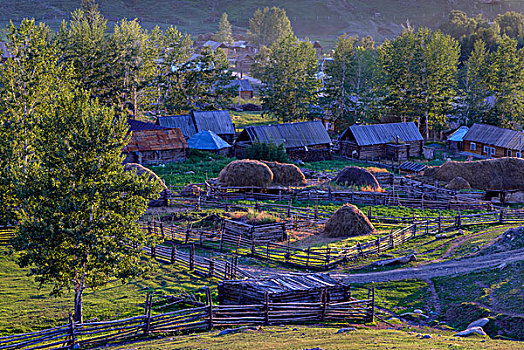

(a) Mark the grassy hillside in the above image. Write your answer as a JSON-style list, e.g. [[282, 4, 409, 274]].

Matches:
[[2, 1, 524, 46]]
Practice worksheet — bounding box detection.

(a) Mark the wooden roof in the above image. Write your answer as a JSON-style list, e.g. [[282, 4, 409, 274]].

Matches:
[[127, 118, 167, 132], [463, 123, 524, 150], [341, 122, 423, 146], [157, 115, 197, 138], [125, 128, 187, 152], [221, 274, 345, 294], [239, 121, 331, 149], [192, 110, 235, 136]]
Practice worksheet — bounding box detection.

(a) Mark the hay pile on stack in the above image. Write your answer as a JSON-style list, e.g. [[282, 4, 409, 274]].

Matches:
[[262, 161, 306, 186], [218, 159, 306, 187], [324, 204, 375, 237], [445, 176, 471, 190], [124, 163, 167, 191], [333, 166, 380, 190], [218, 160, 273, 187], [429, 158, 524, 191]]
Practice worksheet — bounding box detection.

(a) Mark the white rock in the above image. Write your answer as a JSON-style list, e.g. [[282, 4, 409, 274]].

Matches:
[[467, 318, 490, 329], [454, 327, 487, 337]]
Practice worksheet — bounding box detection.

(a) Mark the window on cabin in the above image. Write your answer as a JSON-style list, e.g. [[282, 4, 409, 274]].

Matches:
[[508, 150, 512, 157], [470, 142, 476, 151]]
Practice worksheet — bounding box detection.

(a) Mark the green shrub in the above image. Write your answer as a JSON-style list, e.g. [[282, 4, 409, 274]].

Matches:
[[243, 141, 289, 162]]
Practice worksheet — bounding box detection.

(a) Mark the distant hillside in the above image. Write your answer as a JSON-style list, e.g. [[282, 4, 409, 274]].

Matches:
[[2, 0, 524, 47]]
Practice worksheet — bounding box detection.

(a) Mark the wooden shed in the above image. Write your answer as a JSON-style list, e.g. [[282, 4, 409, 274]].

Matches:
[[123, 128, 188, 165], [447, 126, 469, 151], [156, 110, 235, 143], [339, 122, 423, 161], [218, 274, 351, 305], [234, 121, 332, 161], [228, 79, 254, 99], [462, 123, 524, 158]]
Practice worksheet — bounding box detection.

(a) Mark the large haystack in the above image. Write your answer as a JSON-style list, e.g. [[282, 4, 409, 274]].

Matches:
[[333, 166, 380, 190], [218, 159, 273, 187], [432, 158, 524, 191], [445, 176, 471, 190], [262, 161, 306, 186], [324, 204, 375, 237], [124, 163, 167, 191]]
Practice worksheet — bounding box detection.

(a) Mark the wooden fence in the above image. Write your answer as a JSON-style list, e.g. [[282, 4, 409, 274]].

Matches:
[[0, 289, 374, 349]]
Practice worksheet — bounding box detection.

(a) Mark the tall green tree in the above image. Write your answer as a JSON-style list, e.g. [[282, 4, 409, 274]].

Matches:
[[12, 89, 162, 323], [163, 47, 235, 113], [213, 13, 232, 43], [486, 35, 524, 127], [247, 7, 293, 49], [260, 34, 321, 122]]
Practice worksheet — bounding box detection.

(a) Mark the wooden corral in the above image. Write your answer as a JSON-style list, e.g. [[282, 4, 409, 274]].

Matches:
[[339, 122, 423, 160], [223, 219, 287, 242], [234, 121, 332, 161], [463, 123, 524, 158], [218, 274, 351, 305]]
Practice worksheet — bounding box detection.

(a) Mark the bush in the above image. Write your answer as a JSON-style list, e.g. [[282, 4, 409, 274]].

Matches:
[[243, 141, 289, 163]]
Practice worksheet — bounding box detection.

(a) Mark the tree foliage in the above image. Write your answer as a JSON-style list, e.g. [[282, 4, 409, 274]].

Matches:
[[247, 7, 293, 49], [243, 141, 289, 163], [259, 34, 321, 122], [214, 13, 232, 43]]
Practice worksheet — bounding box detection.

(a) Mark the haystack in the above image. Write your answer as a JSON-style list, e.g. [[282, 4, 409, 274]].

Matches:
[[124, 163, 167, 191], [324, 204, 375, 237], [218, 159, 273, 187], [432, 158, 524, 191], [445, 176, 471, 190], [333, 166, 380, 190], [180, 184, 204, 197], [262, 161, 306, 186]]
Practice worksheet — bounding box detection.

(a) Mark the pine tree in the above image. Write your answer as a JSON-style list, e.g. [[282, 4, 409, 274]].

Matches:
[[247, 7, 293, 49], [214, 13, 232, 44]]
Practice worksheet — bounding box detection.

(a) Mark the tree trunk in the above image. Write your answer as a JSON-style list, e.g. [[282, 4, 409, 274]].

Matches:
[[74, 274, 85, 323], [425, 110, 429, 140]]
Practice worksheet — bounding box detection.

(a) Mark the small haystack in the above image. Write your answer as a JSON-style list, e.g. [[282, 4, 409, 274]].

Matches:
[[124, 163, 167, 191], [432, 158, 524, 191], [262, 161, 306, 186], [218, 159, 273, 187], [333, 166, 380, 190], [445, 176, 471, 190], [324, 204, 375, 237], [180, 184, 204, 197]]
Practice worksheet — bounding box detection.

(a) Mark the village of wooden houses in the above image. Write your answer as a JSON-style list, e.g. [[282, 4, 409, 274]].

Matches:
[[0, 1, 523, 349]]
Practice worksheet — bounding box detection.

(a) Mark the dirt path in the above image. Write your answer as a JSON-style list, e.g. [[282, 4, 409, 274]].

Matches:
[[334, 248, 524, 283]]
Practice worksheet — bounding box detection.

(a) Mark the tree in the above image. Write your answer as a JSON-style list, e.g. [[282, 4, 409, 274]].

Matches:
[[163, 47, 235, 113], [247, 7, 293, 49], [495, 11, 524, 46], [486, 35, 524, 127], [12, 89, 162, 323], [260, 34, 321, 122], [213, 13, 232, 43], [0, 19, 71, 224]]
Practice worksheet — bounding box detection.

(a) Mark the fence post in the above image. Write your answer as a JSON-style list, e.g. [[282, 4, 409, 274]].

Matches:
[[321, 289, 327, 322], [266, 241, 270, 260], [68, 313, 76, 350], [325, 246, 331, 269], [389, 233, 394, 249], [306, 247, 310, 268], [287, 200, 292, 218], [251, 231, 256, 256], [499, 209, 504, 224], [170, 242, 176, 264], [368, 207, 372, 219], [209, 260, 214, 277], [425, 219, 429, 235], [264, 292, 269, 325], [376, 236, 381, 254], [160, 222, 165, 240], [438, 211, 442, 233], [457, 210, 462, 229], [412, 223, 417, 237], [370, 287, 375, 322], [219, 230, 224, 251], [236, 234, 241, 254], [189, 243, 195, 271], [206, 287, 213, 330], [143, 294, 152, 336]]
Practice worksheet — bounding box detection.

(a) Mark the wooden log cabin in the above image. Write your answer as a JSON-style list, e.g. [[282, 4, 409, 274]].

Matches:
[[123, 119, 188, 165], [218, 274, 351, 305], [339, 122, 423, 161], [234, 121, 332, 161], [462, 123, 524, 158]]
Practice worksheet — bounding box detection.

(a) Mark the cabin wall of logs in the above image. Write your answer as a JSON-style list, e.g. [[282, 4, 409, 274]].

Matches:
[[223, 219, 287, 242], [339, 141, 422, 161]]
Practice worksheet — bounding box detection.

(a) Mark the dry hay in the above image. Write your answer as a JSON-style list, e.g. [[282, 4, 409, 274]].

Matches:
[[333, 166, 380, 190], [323, 204, 375, 238], [262, 161, 306, 186], [445, 176, 471, 190], [218, 159, 273, 187], [124, 163, 167, 191], [180, 184, 204, 197], [431, 157, 524, 191]]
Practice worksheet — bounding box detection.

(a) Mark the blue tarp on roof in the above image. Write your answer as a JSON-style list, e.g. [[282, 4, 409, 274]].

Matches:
[[447, 126, 469, 142], [187, 130, 231, 150]]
